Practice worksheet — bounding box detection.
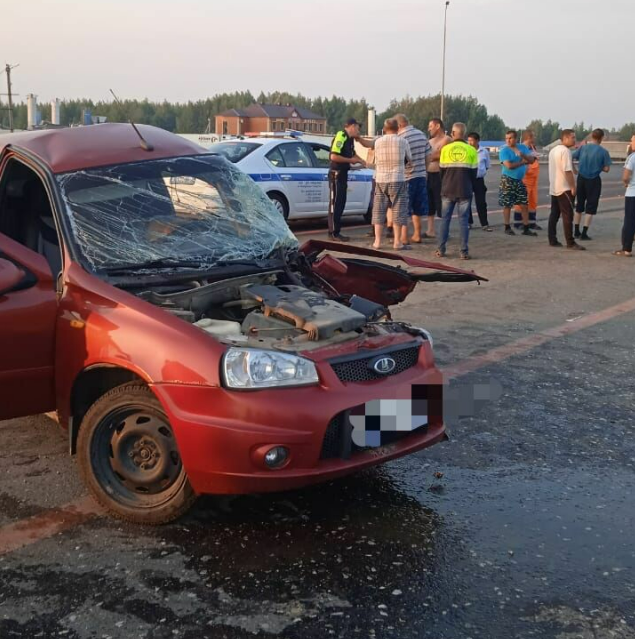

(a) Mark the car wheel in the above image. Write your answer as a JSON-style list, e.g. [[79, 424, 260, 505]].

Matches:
[[268, 193, 289, 220], [77, 383, 196, 525]]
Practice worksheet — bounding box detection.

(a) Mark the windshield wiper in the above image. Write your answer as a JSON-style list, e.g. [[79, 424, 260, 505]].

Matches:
[[101, 258, 211, 274]]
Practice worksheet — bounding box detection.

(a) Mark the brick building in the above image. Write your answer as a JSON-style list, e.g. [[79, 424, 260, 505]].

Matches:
[[215, 103, 327, 136]]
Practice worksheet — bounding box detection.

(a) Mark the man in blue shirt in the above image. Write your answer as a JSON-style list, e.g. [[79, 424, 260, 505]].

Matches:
[[498, 130, 538, 236], [467, 132, 492, 230], [572, 128, 612, 241]]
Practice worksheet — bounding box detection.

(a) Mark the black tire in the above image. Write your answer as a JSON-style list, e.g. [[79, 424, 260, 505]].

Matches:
[[77, 383, 196, 525], [268, 192, 289, 220]]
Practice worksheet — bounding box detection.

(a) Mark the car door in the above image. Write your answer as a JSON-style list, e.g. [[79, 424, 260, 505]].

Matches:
[[308, 142, 371, 216], [306, 143, 332, 214], [0, 157, 59, 420], [344, 167, 373, 214], [274, 142, 325, 216], [0, 237, 58, 420]]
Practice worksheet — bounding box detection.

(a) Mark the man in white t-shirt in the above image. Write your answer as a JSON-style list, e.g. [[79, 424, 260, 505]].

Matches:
[[548, 129, 585, 250], [613, 133, 635, 256]]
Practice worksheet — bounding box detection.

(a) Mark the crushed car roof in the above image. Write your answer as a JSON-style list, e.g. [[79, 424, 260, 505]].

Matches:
[[0, 123, 208, 173]]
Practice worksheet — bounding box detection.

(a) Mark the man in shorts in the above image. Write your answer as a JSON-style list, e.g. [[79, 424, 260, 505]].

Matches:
[[498, 130, 538, 236], [371, 118, 412, 251], [396, 113, 431, 244], [572, 128, 612, 241]]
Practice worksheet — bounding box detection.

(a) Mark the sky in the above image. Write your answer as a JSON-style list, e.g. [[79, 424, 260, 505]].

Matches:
[[4, 0, 635, 129]]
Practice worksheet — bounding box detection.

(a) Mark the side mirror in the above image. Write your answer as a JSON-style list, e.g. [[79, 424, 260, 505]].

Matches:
[[0, 258, 26, 297]]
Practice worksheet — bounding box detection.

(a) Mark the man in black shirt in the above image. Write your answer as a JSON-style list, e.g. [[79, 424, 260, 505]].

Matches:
[[328, 118, 367, 242]]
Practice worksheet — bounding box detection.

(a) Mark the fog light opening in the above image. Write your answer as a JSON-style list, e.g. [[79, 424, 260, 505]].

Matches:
[[264, 446, 289, 469]]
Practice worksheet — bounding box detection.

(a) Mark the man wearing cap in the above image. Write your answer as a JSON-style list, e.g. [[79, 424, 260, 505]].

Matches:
[[328, 118, 368, 242]]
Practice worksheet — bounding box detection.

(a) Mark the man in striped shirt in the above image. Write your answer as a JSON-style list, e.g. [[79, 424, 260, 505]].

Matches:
[[396, 114, 432, 245]]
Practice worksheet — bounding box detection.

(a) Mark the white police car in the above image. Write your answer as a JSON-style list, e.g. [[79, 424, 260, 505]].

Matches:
[[208, 136, 374, 222]]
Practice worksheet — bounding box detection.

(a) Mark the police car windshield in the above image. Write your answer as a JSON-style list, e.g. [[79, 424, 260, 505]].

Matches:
[[56, 155, 298, 273], [208, 142, 261, 163]]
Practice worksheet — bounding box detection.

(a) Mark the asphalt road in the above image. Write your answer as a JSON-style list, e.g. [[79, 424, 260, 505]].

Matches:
[[290, 163, 626, 233], [1, 191, 634, 638]]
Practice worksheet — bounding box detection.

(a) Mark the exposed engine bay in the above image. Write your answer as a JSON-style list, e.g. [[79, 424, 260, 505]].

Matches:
[[135, 268, 424, 351]]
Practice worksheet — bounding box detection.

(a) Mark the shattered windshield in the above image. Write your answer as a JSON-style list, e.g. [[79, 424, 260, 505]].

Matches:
[[56, 155, 298, 271]]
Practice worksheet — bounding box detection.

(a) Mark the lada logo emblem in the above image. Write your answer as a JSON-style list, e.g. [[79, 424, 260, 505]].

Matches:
[[371, 356, 396, 375]]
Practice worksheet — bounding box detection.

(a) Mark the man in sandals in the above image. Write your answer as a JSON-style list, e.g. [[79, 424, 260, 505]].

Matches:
[[436, 122, 478, 260], [371, 118, 412, 251], [548, 129, 585, 251], [498, 130, 538, 236], [613, 133, 635, 257]]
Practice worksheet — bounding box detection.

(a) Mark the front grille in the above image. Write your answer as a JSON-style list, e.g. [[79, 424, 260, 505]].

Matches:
[[320, 412, 427, 460], [330, 345, 420, 383]]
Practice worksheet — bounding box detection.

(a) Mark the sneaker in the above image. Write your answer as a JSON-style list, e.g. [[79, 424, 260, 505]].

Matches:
[[580, 234, 592, 241], [574, 229, 581, 238], [505, 227, 516, 236], [613, 249, 633, 257], [330, 234, 350, 243], [567, 242, 586, 251], [549, 241, 563, 247], [530, 224, 543, 230], [460, 252, 471, 260], [522, 227, 538, 237], [482, 225, 494, 232]]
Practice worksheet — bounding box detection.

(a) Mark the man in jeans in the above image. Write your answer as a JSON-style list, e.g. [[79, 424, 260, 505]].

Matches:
[[371, 118, 412, 250], [548, 129, 585, 250], [436, 122, 478, 260], [613, 133, 635, 257]]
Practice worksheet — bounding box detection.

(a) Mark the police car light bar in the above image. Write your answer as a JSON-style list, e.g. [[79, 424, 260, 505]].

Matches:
[[244, 130, 303, 139]]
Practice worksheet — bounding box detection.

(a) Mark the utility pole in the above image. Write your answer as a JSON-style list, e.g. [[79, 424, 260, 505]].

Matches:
[[440, 1, 450, 124], [2, 63, 19, 132]]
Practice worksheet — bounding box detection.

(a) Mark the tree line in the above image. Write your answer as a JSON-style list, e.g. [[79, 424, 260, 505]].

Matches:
[[1, 91, 634, 144]]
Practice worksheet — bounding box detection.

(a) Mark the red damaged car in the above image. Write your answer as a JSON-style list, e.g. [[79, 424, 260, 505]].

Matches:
[[0, 124, 483, 524]]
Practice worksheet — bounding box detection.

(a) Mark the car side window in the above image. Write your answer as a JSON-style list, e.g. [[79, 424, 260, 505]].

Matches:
[[266, 147, 286, 168], [0, 158, 63, 280], [277, 143, 313, 169], [310, 144, 331, 169]]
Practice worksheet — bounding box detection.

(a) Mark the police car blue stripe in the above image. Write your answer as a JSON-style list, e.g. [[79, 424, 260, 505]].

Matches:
[[249, 172, 373, 183], [249, 174, 282, 182]]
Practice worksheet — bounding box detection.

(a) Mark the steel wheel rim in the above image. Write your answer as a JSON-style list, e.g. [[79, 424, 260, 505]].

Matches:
[[271, 198, 286, 217], [90, 405, 186, 509]]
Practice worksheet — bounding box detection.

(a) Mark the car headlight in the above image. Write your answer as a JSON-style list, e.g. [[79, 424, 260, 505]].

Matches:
[[222, 347, 319, 389], [415, 327, 434, 349]]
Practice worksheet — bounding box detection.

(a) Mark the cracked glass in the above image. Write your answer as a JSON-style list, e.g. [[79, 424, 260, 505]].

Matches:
[[56, 155, 297, 272]]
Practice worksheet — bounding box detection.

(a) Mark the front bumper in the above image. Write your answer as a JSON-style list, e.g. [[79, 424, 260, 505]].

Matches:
[[151, 347, 445, 495]]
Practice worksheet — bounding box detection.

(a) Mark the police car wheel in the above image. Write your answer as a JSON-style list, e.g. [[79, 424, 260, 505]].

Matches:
[[268, 193, 289, 220]]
